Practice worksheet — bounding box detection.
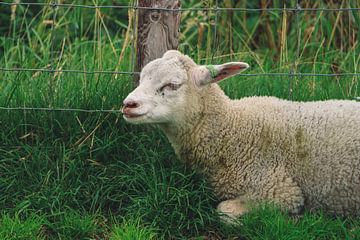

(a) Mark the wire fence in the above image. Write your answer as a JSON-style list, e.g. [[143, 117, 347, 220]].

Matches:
[[0, 1, 359, 114]]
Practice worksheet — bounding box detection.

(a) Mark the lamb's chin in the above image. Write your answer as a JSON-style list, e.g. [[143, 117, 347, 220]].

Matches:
[[123, 114, 149, 124]]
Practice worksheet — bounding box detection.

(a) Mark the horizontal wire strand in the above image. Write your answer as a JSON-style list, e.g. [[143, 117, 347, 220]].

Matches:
[[0, 67, 140, 75], [0, 2, 359, 11], [0, 106, 122, 113], [0, 67, 358, 77]]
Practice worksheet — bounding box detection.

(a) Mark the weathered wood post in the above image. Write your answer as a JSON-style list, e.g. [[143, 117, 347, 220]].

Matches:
[[135, 0, 181, 84]]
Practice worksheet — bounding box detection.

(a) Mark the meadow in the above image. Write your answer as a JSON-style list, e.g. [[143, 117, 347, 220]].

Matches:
[[0, 0, 359, 239]]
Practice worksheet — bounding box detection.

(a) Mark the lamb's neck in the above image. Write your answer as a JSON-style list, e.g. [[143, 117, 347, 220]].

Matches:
[[159, 85, 231, 168]]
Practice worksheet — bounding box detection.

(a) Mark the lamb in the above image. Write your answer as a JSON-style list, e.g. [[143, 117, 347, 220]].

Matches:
[[122, 50, 360, 221]]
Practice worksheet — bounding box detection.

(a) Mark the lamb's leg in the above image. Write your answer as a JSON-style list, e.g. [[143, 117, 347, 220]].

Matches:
[[217, 196, 248, 223], [259, 169, 305, 215], [217, 169, 304, 223]]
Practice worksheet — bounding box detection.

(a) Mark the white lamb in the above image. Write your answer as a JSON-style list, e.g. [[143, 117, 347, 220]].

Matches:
[[122, 50, 360, 221]]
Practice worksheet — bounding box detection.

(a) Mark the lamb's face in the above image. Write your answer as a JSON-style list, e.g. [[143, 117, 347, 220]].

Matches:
[[122, 54, 191, 124], [122, 50, 249, 125]]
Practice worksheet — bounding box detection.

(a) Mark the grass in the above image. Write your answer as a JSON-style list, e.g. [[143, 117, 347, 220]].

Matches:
[[109, 219, 157, 240], [0, 214, 46, 239], [0, 0, 359, 239]]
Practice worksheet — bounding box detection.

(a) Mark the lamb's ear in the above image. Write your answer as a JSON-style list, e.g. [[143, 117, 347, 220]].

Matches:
[[191, 62, 249, 86]]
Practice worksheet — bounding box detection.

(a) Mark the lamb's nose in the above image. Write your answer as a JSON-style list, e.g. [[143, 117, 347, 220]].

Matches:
[[123, 100, 140, 109]]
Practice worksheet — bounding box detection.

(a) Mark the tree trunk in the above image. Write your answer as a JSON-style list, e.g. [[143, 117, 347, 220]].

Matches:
[[135, 0, 181, 84]]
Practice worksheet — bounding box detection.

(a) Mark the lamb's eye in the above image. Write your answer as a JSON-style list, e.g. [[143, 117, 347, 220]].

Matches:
[[159, 83, 182, 92]]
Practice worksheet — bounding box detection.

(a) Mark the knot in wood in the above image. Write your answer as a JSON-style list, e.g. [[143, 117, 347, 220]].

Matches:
[[149, 11, 161, 23]]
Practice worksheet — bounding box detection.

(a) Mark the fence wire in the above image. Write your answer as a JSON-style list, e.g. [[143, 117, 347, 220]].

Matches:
[[0, 106, 122, 113], [1, 2, 359, 12], [0, 1, 359, 114], [1, 67, 358, 77]]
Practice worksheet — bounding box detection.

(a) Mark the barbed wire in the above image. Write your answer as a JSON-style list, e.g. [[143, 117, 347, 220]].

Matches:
[[0, 1, 359, 11]]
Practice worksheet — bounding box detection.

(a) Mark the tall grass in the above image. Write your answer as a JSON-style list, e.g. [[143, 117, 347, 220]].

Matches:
[[0, 0, 359, 239]]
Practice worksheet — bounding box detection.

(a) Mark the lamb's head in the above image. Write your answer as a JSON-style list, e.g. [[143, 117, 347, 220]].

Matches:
[[122, 50, 249, 124]]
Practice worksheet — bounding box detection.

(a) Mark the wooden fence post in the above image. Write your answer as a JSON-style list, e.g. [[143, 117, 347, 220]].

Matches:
[[135, 0, 181, 84]]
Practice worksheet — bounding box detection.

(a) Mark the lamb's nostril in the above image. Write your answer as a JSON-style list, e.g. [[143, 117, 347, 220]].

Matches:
[[124, 101, 140, 109]]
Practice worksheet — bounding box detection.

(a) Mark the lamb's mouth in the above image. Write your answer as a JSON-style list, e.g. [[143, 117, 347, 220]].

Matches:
[[121, 107, 148, 119], [123, 112, 147, 119]]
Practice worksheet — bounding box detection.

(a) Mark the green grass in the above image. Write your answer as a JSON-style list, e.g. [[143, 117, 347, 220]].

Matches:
[[222, 205, 360, 240], [0, 214, 46, 240], [109, 218, 157, 240], [0, 0, 359, 239]]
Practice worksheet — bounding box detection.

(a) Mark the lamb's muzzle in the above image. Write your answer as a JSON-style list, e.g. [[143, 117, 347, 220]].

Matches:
[[122, 99, 147, 119]]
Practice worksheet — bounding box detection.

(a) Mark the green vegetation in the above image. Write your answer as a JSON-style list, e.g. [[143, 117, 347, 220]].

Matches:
[[0, 214, 46, 239], [109, 219, 157, 240], [0, 0, 359, 239]]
